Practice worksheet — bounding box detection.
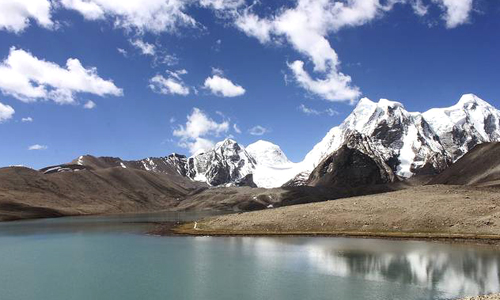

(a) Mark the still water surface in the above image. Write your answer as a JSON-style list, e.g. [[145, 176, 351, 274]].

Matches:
[[0, 212, 499, 300]]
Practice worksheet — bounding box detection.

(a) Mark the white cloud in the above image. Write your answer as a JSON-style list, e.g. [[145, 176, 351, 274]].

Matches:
[[0, 47, 123, 104], [149, 70, 190, 96], [59, 0, 197, 34], [235, 11, 273, 43], [200, 0, 245, 10], [433, 0, 474, 28], [289, 60, 360, 103], [203, 75, 245, 97], [173, 107, 230, 154], [235, 0, 476, 103], [0, 0, 53, 33], [117, 48, 128, 56], [299, 104, 322, 115], [325, 108, 339, 116], [0, 102, 15, 123], [235, 0, 373, 102], [83, 100, 96, 109], [28, 144, 47, 150], [298, 104, 339, 116], [130, 39, 156, 56], [21, 117, 33, 122], [248, 125, 268, 136], [411, 0, 428, 16], [233, 123, 241, 134], [211, 67, 224, 76]]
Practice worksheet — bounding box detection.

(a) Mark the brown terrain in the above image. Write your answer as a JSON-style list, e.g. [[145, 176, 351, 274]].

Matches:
[[0, 143, 410, 222], [165, 143, 500, 242], [430, 143, 500, 187], [171, 184, 500, 242], [0, 165, 204, 221]]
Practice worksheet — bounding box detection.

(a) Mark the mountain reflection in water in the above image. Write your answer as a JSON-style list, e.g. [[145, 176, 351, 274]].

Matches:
[[304, 240, 500, 297]]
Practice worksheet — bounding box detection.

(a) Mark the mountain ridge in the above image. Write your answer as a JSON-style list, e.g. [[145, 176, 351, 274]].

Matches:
[[36, 93, 500, 189]]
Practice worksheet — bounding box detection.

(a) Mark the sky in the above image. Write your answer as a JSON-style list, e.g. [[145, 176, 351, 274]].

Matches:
[[0, 0, 499, 169]]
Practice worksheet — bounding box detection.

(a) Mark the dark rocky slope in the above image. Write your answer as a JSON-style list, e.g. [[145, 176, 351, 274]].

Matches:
[[429, 142, 500, 187], [306, 133, 397, 188]]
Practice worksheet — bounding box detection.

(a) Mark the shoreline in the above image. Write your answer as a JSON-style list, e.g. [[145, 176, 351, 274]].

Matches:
[[151, 185, 500, 248], [147, 221, 500, 246]]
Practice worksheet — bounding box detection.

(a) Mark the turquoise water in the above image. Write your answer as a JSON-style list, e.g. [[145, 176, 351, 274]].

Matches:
[[0, 212, 499, 300]]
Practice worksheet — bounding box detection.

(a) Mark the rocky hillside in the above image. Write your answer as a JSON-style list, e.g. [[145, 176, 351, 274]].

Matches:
[[0, 160, 205, 221], [286, 94, 500, 186], [429, 142, 500, 187], [306, 133, 397, 188]]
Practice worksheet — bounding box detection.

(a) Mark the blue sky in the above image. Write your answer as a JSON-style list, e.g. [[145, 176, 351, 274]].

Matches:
[[0, 0, 499, 168]]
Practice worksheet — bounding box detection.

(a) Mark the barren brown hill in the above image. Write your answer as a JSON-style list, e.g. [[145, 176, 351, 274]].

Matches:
[[0, 164, 205, 221], [171, 185, 500, 241], [430, 143, 500, 187]]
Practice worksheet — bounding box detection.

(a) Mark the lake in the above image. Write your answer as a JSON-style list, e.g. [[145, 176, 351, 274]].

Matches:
[[0, 212, 499, 300]]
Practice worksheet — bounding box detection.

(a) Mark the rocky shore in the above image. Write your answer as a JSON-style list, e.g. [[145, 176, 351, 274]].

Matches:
[[160, 185, 500, 244]]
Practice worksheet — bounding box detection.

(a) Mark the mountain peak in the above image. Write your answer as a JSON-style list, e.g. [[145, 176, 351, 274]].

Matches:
[[456, 93, 492, 108], [377, 98, 404, 109], [215, 138, 238, 148], [246, 140, 291, 167], [247, 140, 278, 149]]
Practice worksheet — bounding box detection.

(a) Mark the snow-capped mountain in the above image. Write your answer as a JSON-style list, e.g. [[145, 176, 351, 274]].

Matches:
[[72, 94, 500, 189], [246, 140, 301, 188], [422, 94, 500, 160], [246, 140, 291, 166], [295, 93, 500, 184], [300, 97, 451, 179], [185, 139, 256, 186], [183, 139, 298, 188]]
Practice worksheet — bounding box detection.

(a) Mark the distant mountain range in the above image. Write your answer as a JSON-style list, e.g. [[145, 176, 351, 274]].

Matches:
[[2, 93, 499, 221], [63, 93, 500, 188]]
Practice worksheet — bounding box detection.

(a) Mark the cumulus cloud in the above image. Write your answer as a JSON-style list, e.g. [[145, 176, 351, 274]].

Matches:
[[298, 104, 338, 116], [21, 117, 33, 122], [149, 69, 190, 96], [130, 39, 156, 56], [0, 47, 123, 104], [433, 0, 474, 28], [173, 108, 230, 154], [235, 11, 273, 43], [83, 100, 96, 109], [235, 0, 375, 102], [289, 60, 360, 103], [0, 0, 54, 33], [59, 0, 197, 34], [203, 75, 245, 97], [28, 144, 47, 150], [0, 102, 15, 123], [248, 125, 268, 136], [235, 0, 476, 102]]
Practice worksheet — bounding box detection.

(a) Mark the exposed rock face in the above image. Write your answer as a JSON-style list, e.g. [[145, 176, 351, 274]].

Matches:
[[301, 98, 451, 181], [306, 134, 397, 188], [289, 94, 500, 187], [70, 140, 259, 187], [186, 139, 256, 186]]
